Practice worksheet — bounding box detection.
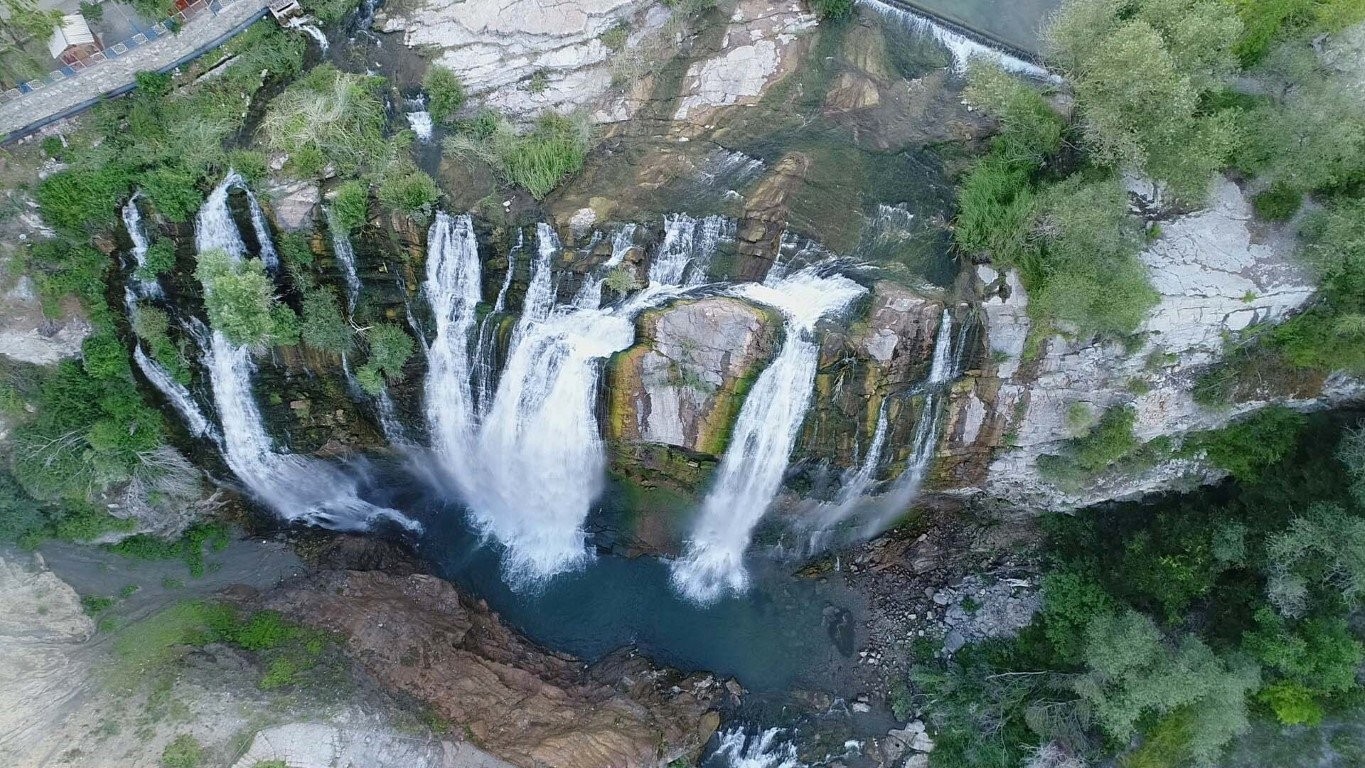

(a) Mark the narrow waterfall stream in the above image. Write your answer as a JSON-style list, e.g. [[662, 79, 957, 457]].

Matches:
[[121, 196, 162, 299], [858, 307, 969, 536], [325, 206, 363, 315], [671, 267, 868, 603], [190, 174, 418, 532]]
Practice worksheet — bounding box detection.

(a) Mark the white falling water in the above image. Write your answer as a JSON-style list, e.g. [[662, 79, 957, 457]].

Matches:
[[287, 17, 330, 52], [572, 223, 638, 310], [121, 195, 163, 298], [803, 398, 891, 550], [472, 230, 521, 409], [196, 174, 418, 532], [406, 110, 434, 142], [860, 0, 1053, 79], [671, 267, 867, 603], [243, 183, 280, 273], [423, 212, 484, 472], [425, 219, 706, 582], [707, 728, 802, 768], [134, 345, 218, 443], [858, 307, 967, 537], [325, 206, 362, 314], [650, 214, 729, 286]]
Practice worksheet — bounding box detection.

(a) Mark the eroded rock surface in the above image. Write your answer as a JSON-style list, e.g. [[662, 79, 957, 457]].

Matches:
[[610, 296, 779, 455], [266, 569, 722, 768], [378, 0, 667, 121], [948, 178, 1346, 508]]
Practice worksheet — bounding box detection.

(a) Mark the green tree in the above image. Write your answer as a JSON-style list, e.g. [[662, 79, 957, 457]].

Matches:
[[356, 323, 413, 394], [299, 287, 352, 354], [1263, 503, 1365, 616], [194, 250, 295, 348], [1044, 0, 1242, 202]]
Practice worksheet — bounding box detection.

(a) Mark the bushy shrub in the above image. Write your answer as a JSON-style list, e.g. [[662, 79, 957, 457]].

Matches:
[[299, 287, 352, 354], [138, 239, 178, 278], [1188, 406, 1306, 482], [329, 180, 369, 232], [135, 70, 173, 98], [36, 165, 134, 233], [356, 323, 414, 394], [195, 249, 296, 348], [809, 0, 853, 20], [300, 0, 359, 23], [1252, 182, 1302, 221], [262, 65, 387, 178], [1045, 0, 1242, 203], [423, 65, 466, 124], [161, 735, 202, 768], [445, 111, 591, 199], [377, 167, 440, 222]]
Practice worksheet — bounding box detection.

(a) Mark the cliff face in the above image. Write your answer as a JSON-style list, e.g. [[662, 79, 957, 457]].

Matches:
[[940, 178, 1352, 509]]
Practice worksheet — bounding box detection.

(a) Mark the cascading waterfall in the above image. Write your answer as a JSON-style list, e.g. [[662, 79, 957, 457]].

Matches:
[[423, 212, 484, 472], [472, 229, 521, 410], [572, 223, 638, 310], [858, 307, 968, 537], [121, 195, 162, 298], [134, 345, 218, 443], [325, 206, 362, 314], [405, 96, 434, 142], [671, 266, 867, 603], [242, 182, 281, 274], [286, 16, 330, 52], [194, 174, 417, 532], [651, 214, 729, 286], [705, 728, 802, 768], [860, 0, 1053, 78], [425, 216, 718, 581], [802, 398, 891, 551]]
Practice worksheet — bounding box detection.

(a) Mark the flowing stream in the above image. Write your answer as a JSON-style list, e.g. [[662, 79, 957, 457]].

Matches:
[[860, 0, 1052, 78], [671, 267, 867, 603]]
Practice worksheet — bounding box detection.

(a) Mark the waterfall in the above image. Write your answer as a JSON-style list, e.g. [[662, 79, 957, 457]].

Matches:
[[706, 728, 801, 768], [424, 217, 705, 582], [325, 206, 362, 314], [195, 174, 418, 532], [803, 398, 891, 551], [287, 17, 330, 52], [121, 195, 163, 299], [243, 183, 280, 273], [860, 0, 1053, 79], [671, 267, 867, 603], [406, 110, 434, 142], [650, 214, 728, 286], [423, 212, 484, 470], [858, 307, 968, 537], [472, 229, 521, 410], [572, 223, 638, 310], [134, 345, 218, 443]]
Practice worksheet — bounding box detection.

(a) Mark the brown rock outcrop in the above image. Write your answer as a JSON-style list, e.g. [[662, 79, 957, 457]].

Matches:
[[266, 570, 721, 768]]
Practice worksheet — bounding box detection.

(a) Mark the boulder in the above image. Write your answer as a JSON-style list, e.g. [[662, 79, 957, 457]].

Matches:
[[609, 296, 780, 455]]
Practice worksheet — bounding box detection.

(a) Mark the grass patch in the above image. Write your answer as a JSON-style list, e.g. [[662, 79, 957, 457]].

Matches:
[[444, 111, 590, 199]]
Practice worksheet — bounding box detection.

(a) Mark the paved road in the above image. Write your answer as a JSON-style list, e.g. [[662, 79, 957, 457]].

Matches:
[[0, 0, 270, 140]]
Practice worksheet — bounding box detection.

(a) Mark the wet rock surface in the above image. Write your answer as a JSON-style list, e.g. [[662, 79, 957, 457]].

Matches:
[[266, 568, 723, 768]]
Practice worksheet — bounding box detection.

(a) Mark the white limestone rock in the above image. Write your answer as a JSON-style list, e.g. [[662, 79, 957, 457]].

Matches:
[[971, 178, 1346, 509]]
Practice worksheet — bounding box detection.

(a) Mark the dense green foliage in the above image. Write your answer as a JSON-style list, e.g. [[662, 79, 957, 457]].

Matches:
[[809, 0, 854, 20], [423, 66, 466, 124], [262, 65, 387, 178], [195, 250, 298, 348], [956, 62, 1156, 340], [1187, 406, 1305, 481], [444, 111, 591, 199], [1045, 0, 1242, 203], [904, 412, 1365, 767], [299, 286, 353, 355], [377, 165, 441, 222], [160, 735, 203, 768], [355, 323, 414, 395], [329, 180, 369, 232], [299, 0, 359, 23]]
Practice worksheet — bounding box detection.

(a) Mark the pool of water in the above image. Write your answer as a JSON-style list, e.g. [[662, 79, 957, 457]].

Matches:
[[368, 464, 866, 694]]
